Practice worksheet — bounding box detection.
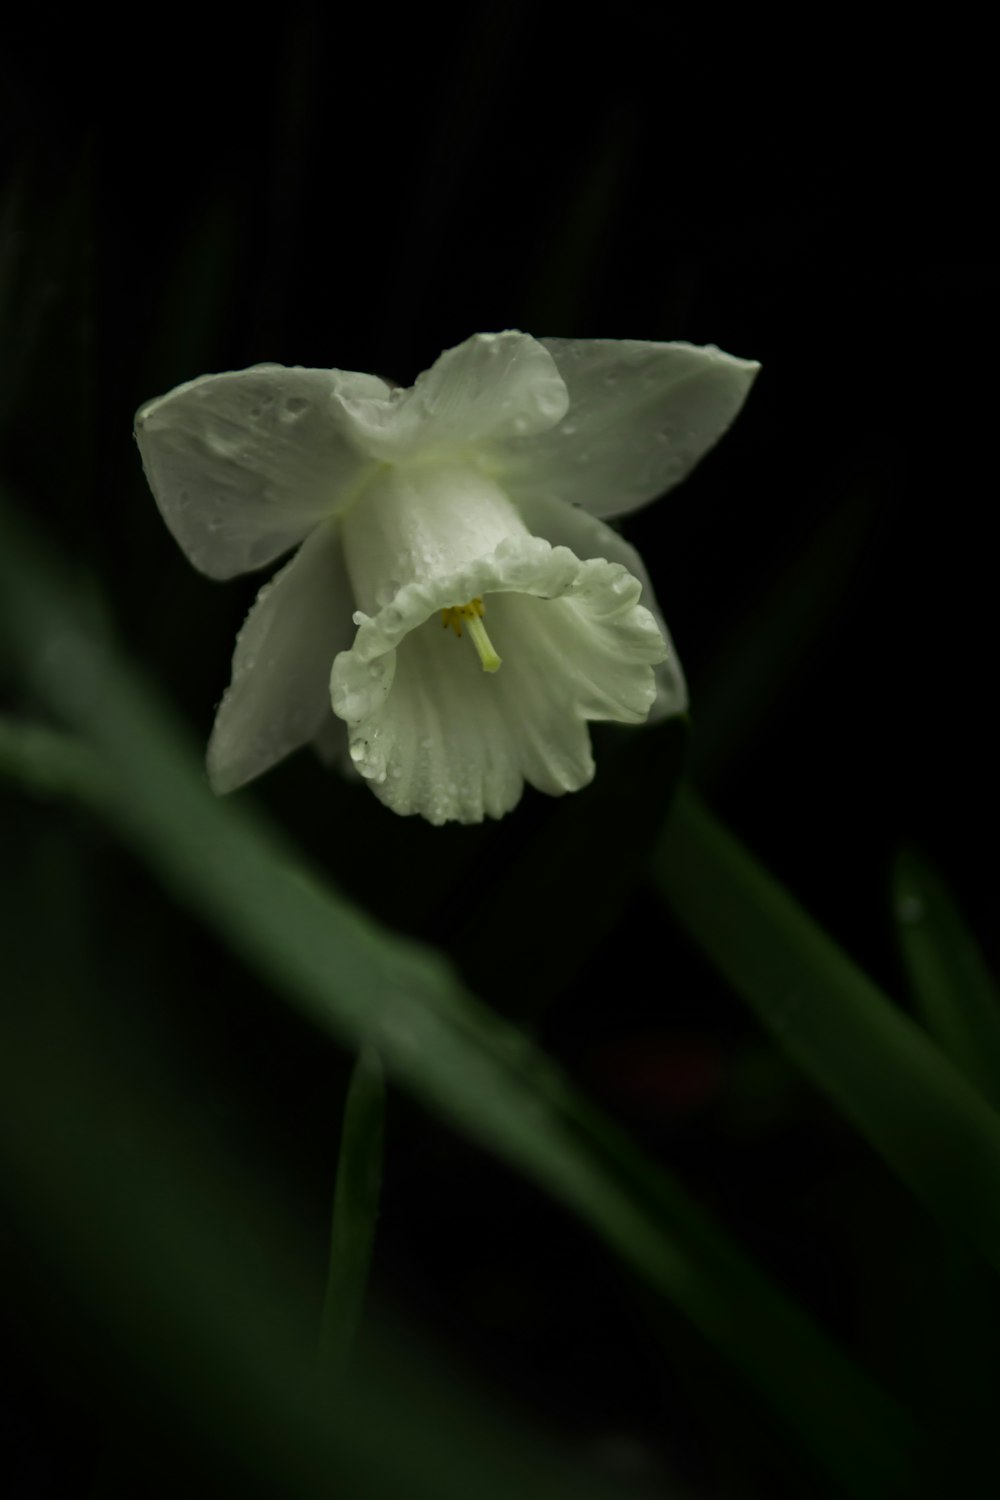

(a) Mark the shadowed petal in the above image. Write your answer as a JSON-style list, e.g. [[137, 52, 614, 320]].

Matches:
[[517, 491, 687, 721], [208, 521, 355, 792]]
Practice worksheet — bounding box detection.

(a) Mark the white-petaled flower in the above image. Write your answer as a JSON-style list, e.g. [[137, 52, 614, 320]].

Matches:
[[135, 332, 758, 825]]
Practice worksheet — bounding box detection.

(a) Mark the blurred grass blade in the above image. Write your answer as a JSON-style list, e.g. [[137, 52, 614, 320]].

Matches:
[[0, 742, 914, 1498], [0, 489, 916, 1495], [319, 1047, 386, 1381], [138, 201, 237, 398], [0, 716, 114, 804], [0, 910, 648, 1500], [520, 104, 637, 332], [0, 153, 95, 487], [894, 849, 1000, 1110], [691, 478, 880, 789], [656, 788, 1000, 1275]]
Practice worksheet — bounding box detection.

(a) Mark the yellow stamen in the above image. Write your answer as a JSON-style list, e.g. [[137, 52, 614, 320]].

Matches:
[[439, 596, 502, 673]]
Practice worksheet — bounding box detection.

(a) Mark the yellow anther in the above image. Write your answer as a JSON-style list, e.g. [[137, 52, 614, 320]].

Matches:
[[439, 597, 501, 673]]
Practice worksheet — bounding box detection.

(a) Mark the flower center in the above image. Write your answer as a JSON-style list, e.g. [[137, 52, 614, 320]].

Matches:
[[440, 596, 502, 673]]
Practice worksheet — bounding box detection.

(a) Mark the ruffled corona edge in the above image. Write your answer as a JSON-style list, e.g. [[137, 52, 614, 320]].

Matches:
[[329, 533, 666, 825]]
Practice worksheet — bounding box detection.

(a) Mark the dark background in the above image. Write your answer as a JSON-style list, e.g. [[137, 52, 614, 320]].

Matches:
[[2, 8, 995, 1497]]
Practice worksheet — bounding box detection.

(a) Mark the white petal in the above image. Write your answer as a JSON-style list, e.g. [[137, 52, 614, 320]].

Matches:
[[135, 364, 388, 579], [333, 331, 569, 462], [517, 492, 687, 721], [495, 339, 759, 520], [330, 534, 666, 825], [207, 521, 355, 793]]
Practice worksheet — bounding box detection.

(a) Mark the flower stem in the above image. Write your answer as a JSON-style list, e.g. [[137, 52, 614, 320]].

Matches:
[[317, 1046, 385, 1382]]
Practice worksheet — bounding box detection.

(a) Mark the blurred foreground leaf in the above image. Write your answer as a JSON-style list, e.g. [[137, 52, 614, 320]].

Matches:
[[893, 849, 1000, 1110], [0, 883, 642, 1500], [656, 789, 1000, 1275], [0, 489, 915, 1496]]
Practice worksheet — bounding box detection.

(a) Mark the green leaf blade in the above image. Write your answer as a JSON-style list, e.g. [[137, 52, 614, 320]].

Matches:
[[319, 1047, 386, 1382], [655, 787, 1000, 1277], [894, 848, 1000, 1109]]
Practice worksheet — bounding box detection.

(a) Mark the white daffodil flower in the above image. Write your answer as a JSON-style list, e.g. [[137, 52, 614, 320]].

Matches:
[[135, 331, 758, 825]]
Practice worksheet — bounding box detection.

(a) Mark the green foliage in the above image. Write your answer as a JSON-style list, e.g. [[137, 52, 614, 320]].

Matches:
[[894, 848, 1000, 1109], [656, 790, 1000, 1274], [0, 490, 915, 1496], [318, 1047, 386, 1381]]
